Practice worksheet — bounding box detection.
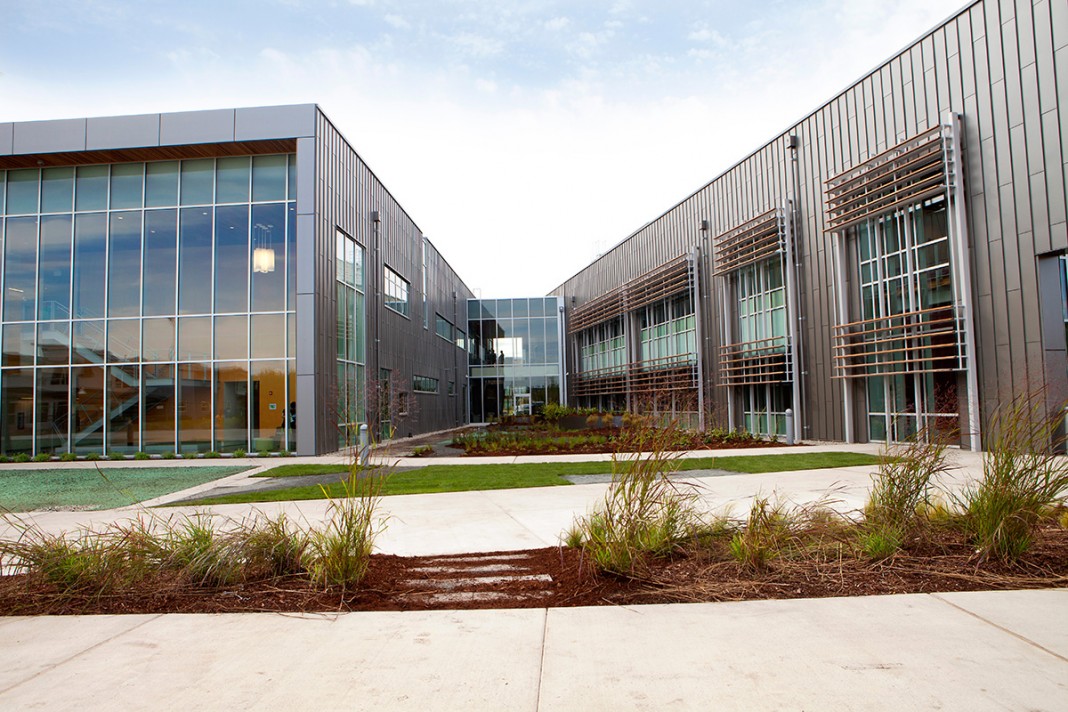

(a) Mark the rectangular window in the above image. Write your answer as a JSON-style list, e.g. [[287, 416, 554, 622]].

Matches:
[[435, 314, 453, 341], [384, 265, 409, 317], [413, 375, 438, 393]]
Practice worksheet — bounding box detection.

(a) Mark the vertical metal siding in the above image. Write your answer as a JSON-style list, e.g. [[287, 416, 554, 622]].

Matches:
[[551, 0, 1067, 442]]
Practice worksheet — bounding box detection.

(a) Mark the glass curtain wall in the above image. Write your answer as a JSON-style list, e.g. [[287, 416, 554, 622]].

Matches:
[[336, 230, 366, 447], [0, 155, 297, 455], [468, 298, 562, 421], [579, 318, 625, 375], [637, 293, 696, 367], [855, 198, 957, 442]]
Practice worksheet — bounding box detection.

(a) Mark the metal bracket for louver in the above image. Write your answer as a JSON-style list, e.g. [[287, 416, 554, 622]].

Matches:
[[831, 305, 967, 378], [711, 208, 783, 275], [568, 254, 692, 334], [824, 125, 945, 233]]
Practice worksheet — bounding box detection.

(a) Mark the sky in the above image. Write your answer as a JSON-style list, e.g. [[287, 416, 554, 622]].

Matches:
[[1, 0, 969, 297]]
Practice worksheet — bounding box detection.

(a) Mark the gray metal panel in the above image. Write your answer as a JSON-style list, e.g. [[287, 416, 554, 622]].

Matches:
[[86, 113, 160, 150], [12, 118, 86, 153], [551, 0, 1065, 444], [158, 108, 235, 145], [0, 123, 12, 155], [235, 104, 317, 141]]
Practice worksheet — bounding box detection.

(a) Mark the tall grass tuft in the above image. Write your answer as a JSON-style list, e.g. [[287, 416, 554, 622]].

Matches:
[[959, 392, 1068, 561], [728, 496, 793, 571], [307, 466, 387, 589], [566, 422, 703, 575], [861, 433, 951, 558]]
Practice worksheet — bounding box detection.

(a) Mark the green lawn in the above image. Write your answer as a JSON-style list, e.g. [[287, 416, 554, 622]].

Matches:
[[251, 464, 362, 478], [181, 452, 881, 506], [0, 466, 252, 512]]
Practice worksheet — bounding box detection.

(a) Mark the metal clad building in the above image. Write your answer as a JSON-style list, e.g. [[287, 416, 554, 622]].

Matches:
[[551, 0, 1067, 448]]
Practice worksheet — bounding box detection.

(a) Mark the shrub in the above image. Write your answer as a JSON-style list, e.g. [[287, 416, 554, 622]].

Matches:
[[0, 454, 9, 464], [958, 392, 1068, 561], [204, 451, 221, 459], [411, 445, 434, 457], [59, 452, 79, 462], [134, 452, 151, 460], [161, 451, 176, 460], [232, 449, 247, 459], [13, 453, 31, 463], [257, 450, 271, 458], [32, 453, 52, 463], [85, 452, 101, 461]]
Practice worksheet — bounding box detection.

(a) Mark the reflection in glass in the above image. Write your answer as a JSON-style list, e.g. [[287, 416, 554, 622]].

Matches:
[[143, 209, 177, 316], [145, 162, 179, 207], [287, 204, 296, 308], [287, 363, 297, 451], [3, 323, 35, 367], [107, 319, 140, 362], [1, 369, 34, 454], [178, 362, 212, 453], [252, 155, 287, 202], [6, 169, 39, 214], [287, 154, 296, 200], [216, 157, 250, 204], [108, 365, 140, 452], [3, 217, 38, 320], [37, 322, 69, 366], [215, 205, 249, 312], [251, 361, 285, 451], [215, 362, 248, 451], [110, 163, 144, 209], [142, 318, 176, 361], [38, 215, 72, 319], [287, 313, 296, 358], [36, 367, 69, 453], [75, 165, 108, 211], [251, 314, 284, 359], [70, 366, 105, 453], [178, 317, 211, 361], [72, 320, 105, 364], [251, 203, 285, 311], [73, 213, 107, 318], [41, 167, 74, 213], [142, 363, 176, 453], [215, 315, 248, 360], [108, 211, 142, 316], [179, 207, 212, 314], [180, 159, 214, 205]]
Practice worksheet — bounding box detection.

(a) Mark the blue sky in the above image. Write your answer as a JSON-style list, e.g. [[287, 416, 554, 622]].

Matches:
[[1, 0, 969, 296]]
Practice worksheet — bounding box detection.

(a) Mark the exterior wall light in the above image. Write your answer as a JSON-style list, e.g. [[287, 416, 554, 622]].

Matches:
[[253, 222, 276, 273]]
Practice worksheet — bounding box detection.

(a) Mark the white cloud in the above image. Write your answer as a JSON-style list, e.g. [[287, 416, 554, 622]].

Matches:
[[384, 13, 411, 30], [544, 16, 570, 32]]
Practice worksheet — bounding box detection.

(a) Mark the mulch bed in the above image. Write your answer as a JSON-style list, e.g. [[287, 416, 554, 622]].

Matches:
[[2, 526, 1066, 616], [451, 428, 786, 457]]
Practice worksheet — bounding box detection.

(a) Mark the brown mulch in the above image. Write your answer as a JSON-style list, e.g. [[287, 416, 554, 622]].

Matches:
[[2, 526, 1066, 616]]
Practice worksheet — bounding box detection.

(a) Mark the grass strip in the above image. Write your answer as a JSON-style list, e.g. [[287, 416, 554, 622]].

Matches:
[[180, 452, 881, 506], [0, 467, 252, 511]]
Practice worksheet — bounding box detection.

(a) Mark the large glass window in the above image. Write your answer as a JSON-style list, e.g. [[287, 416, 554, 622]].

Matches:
[[638, 293, 696, 367], [0, 157, 297, 454], [384, 265, 409, 317], [337, 230, 366, 442], [856, 199, 958, 441], [580, 318, 625, 375]]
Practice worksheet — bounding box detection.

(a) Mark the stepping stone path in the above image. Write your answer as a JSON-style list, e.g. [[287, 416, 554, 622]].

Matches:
[[398, 552, 557, 606]]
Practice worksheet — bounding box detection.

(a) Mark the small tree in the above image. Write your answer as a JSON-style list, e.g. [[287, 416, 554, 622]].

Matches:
[[364, 372, 416, 442]]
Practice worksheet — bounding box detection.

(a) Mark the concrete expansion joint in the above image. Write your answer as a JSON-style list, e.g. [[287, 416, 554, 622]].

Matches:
[[0, 614, 162, 697], [930, 593, 1068, 665]]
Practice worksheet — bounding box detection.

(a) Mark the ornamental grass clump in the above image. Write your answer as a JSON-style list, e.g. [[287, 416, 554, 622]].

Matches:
[[566, 422, 703, 575], [958, 392, 1068, 561], [307, 466, 387, 589], [728, 496, 794, 572], [861, 433, 951, 559]]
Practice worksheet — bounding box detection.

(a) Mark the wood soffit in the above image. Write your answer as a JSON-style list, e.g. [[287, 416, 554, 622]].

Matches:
[[0, 139, 298, 170]]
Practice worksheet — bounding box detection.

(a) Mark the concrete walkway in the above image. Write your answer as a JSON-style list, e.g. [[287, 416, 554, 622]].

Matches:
[[5, 444, 1066, 709], [1, 589, 1065, 710]]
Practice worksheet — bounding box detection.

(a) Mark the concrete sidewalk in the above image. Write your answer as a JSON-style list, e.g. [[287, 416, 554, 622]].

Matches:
[[1, 589, 1065, 710]]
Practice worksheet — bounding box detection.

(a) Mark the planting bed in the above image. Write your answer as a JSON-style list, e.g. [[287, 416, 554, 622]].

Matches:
[[448, 426, 785, 457], [2, 524, 1065, 615]]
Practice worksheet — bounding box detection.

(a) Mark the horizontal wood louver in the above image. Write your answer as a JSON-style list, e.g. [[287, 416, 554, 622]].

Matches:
[[718, 335, 791, 386], [570, 355, 698, 398], [831, 305, 966, 378], [824, 126, 946, 233], [711, 208, 783, 276], [568, 254, 691, 334]]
